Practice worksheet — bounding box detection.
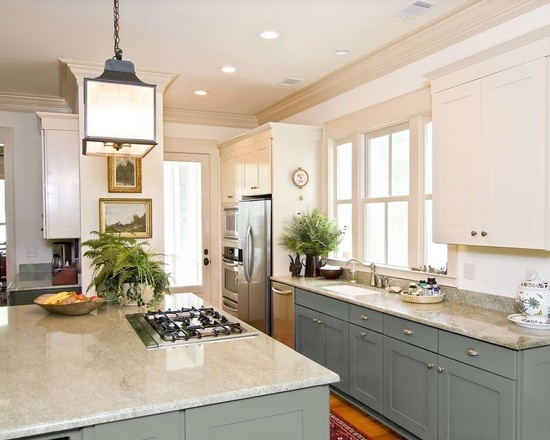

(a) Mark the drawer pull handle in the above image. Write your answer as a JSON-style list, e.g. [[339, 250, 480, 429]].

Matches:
[[312, 318, 323, 325], [403, 328, 413, 335], [437, 367, 445, 373], [360, 314, 369, 320], [360, 332, 367, 338], [466, 348, 479, 357], [426, 363, 434, 369]]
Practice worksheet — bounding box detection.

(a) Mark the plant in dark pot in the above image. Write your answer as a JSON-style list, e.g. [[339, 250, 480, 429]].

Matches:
[[278, 209, 344, 277], [82, 230, 171, 306]]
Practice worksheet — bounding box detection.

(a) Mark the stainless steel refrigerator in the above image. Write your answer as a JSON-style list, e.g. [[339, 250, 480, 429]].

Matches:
[[238, 197, 271, 334]]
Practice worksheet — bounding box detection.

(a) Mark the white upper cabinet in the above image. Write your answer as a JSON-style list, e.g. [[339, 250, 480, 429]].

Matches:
[[242, 138, 271, 197], [220, 147, 242, 204], [37, 113, 81, 239], [431, 37, 549, 249]]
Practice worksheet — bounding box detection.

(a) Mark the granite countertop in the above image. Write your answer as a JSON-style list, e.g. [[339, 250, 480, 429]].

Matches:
[[0, 293, 338, 440], [271, 275, 550, 351]]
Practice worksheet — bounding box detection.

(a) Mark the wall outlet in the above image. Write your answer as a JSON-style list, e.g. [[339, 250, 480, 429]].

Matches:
[[464, 263, 476, 280], [25, 247, 38, 258]]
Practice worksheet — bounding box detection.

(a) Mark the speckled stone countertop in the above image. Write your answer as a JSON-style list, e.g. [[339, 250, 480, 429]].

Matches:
[[271, 275, 550, 351], [7, 271, 80, 292], [0, 293, 338, 440]]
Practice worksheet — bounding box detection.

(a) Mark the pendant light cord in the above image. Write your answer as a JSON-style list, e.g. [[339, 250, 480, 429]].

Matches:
[[113, 0, 122, 60]]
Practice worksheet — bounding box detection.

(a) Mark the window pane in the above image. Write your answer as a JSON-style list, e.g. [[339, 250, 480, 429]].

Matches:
[[336, 203, 352, 259], [425, 122, 433, 194], [425, 200, 447, 272], [336, 142, 352, 200], [368, 135, 389, 197], [387, 201, 408, 267], [164, 161, 202, 286], [391, 130, 409, 196], [365, 202, 385, 264]]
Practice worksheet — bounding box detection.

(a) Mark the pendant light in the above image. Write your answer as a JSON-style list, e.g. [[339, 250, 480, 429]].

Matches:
[[83, 0, 157, 158]]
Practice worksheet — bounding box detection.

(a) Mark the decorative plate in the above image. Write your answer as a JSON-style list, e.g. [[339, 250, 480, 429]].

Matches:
[[507, 314, 550, 330]]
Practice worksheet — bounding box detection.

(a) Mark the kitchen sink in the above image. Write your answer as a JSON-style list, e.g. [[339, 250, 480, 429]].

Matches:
[[322, 284, 380, 297]]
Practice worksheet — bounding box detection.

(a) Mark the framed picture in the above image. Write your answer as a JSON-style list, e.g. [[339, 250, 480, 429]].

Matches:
[[108, 157, 142, 193], [99, 198, 152, 238]]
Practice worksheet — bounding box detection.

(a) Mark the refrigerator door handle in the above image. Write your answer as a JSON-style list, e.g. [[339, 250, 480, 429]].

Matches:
[[243, 223, 253, 283]]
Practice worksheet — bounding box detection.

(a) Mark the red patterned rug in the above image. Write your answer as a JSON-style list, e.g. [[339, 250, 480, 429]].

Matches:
[[330, 412, 372, 440]]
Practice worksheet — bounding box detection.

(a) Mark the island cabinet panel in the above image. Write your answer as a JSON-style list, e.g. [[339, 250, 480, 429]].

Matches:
[[185, 386, 329, 440], [437, 355, 515, 440], [82, 412, 183, 440], [383, 336, 438, 440]]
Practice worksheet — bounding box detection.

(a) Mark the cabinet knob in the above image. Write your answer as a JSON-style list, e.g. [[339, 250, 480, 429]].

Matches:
[[403, 328, 413, 335], [227, 195, 233, 199], [426, 363, 434, 369], [437, 366, 445, 373], [481, 231, 487, 237], [471, 231, 477, 236], [360, 332, 366, 338], [312, 318, 323, 325], [360, 314, 368, 320], [466, 348, 479, 357], [250, 186, 258, 190]]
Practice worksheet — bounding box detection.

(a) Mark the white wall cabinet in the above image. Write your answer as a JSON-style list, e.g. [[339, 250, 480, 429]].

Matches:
[[37, 113, 80, 239], [431, 42, 549, 249], [242, 138, 271, 196], [218, 123, 322, 276], [220, 147, 241, 204]]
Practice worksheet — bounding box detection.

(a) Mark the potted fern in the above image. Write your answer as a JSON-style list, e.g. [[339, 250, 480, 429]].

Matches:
[[82, 230, 171, 306], [279, 209, 344, 277]]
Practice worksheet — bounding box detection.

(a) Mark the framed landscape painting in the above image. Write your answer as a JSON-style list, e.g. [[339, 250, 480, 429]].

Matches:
[[99, 198, 152, 238], [108, 157, 142, 193]]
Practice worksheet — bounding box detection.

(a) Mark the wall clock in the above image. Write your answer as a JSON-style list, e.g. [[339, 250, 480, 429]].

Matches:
[[292, 167, 309, 188]]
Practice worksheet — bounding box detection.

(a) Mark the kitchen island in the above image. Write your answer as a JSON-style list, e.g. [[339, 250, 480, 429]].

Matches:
[[0, 293, 338, 440]]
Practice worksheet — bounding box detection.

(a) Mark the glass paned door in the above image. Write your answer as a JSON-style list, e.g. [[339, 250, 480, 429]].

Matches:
[[164, 153, 210, 296]]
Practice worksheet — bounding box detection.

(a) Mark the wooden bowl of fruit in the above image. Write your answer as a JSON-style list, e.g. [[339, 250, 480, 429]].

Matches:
[[34, 291, 105, 316]]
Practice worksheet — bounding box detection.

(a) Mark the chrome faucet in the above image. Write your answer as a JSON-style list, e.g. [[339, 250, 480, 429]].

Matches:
[[345, 258, 379, 286]]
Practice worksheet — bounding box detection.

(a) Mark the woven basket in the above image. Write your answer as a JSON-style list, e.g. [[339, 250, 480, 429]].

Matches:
[[400, 291, 445, 304]]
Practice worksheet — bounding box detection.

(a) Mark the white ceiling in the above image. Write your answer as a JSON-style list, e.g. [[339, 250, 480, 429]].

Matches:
[[0, 0, 542, 124]]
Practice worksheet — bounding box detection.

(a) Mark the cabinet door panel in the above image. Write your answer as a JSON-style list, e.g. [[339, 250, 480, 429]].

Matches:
[[384, 336, 438, 440], [349, 323, 383, 413], [437, 356, 515, 440], [83, 412, 182, 440], [432, 81, 482, 245], [481, 58, 547, 248], [323, 313, 349, 393], [295, 304, 324, 365]]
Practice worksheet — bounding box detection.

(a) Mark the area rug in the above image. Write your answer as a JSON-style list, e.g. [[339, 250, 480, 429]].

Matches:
[[330, 412, 372, 440]]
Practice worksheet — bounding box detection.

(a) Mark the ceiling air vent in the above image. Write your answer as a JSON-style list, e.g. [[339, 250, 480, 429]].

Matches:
[[394, 1, 438, 20], [279, 78, 302, 87]]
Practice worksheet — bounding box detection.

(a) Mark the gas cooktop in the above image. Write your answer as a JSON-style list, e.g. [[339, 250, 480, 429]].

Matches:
[[126, 306, 259, 349]]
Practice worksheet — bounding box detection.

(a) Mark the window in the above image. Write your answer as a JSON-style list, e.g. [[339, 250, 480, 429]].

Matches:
[[330, 116, 447, 274]]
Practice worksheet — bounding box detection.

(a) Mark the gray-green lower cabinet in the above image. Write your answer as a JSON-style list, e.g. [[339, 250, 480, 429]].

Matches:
[[25, 431, 82, 440], [383, 335, 438, 440], [185, 386, 329, 440], [82, 412, 183, 440], [437, 355, 515, 440], [295, 302, 349, 393], [349, 323, 384, 413]]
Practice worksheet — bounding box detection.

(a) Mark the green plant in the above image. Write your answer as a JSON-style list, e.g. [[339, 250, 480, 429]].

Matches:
[[278, 208, 344, 256], [82, 230, 171, 306]]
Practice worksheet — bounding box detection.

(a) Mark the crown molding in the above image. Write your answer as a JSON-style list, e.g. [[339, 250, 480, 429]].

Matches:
[[255, 0, 550, 125], [163, 107, 258, 129], [0, 92, 71, 114]]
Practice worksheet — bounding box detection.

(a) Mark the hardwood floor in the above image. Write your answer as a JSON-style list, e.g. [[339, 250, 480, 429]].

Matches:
[[330, 393, 405, 440]]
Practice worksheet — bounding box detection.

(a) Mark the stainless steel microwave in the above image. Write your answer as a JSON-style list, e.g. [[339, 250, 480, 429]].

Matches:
[[222, 206, 239, 240]]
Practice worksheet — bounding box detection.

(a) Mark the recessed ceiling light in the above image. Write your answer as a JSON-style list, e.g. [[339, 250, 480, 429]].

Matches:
[[194, 90, 208, 96], [221, 66, 237, 73], [333, 49, 351, 56], [260, 30, 278, 40]]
